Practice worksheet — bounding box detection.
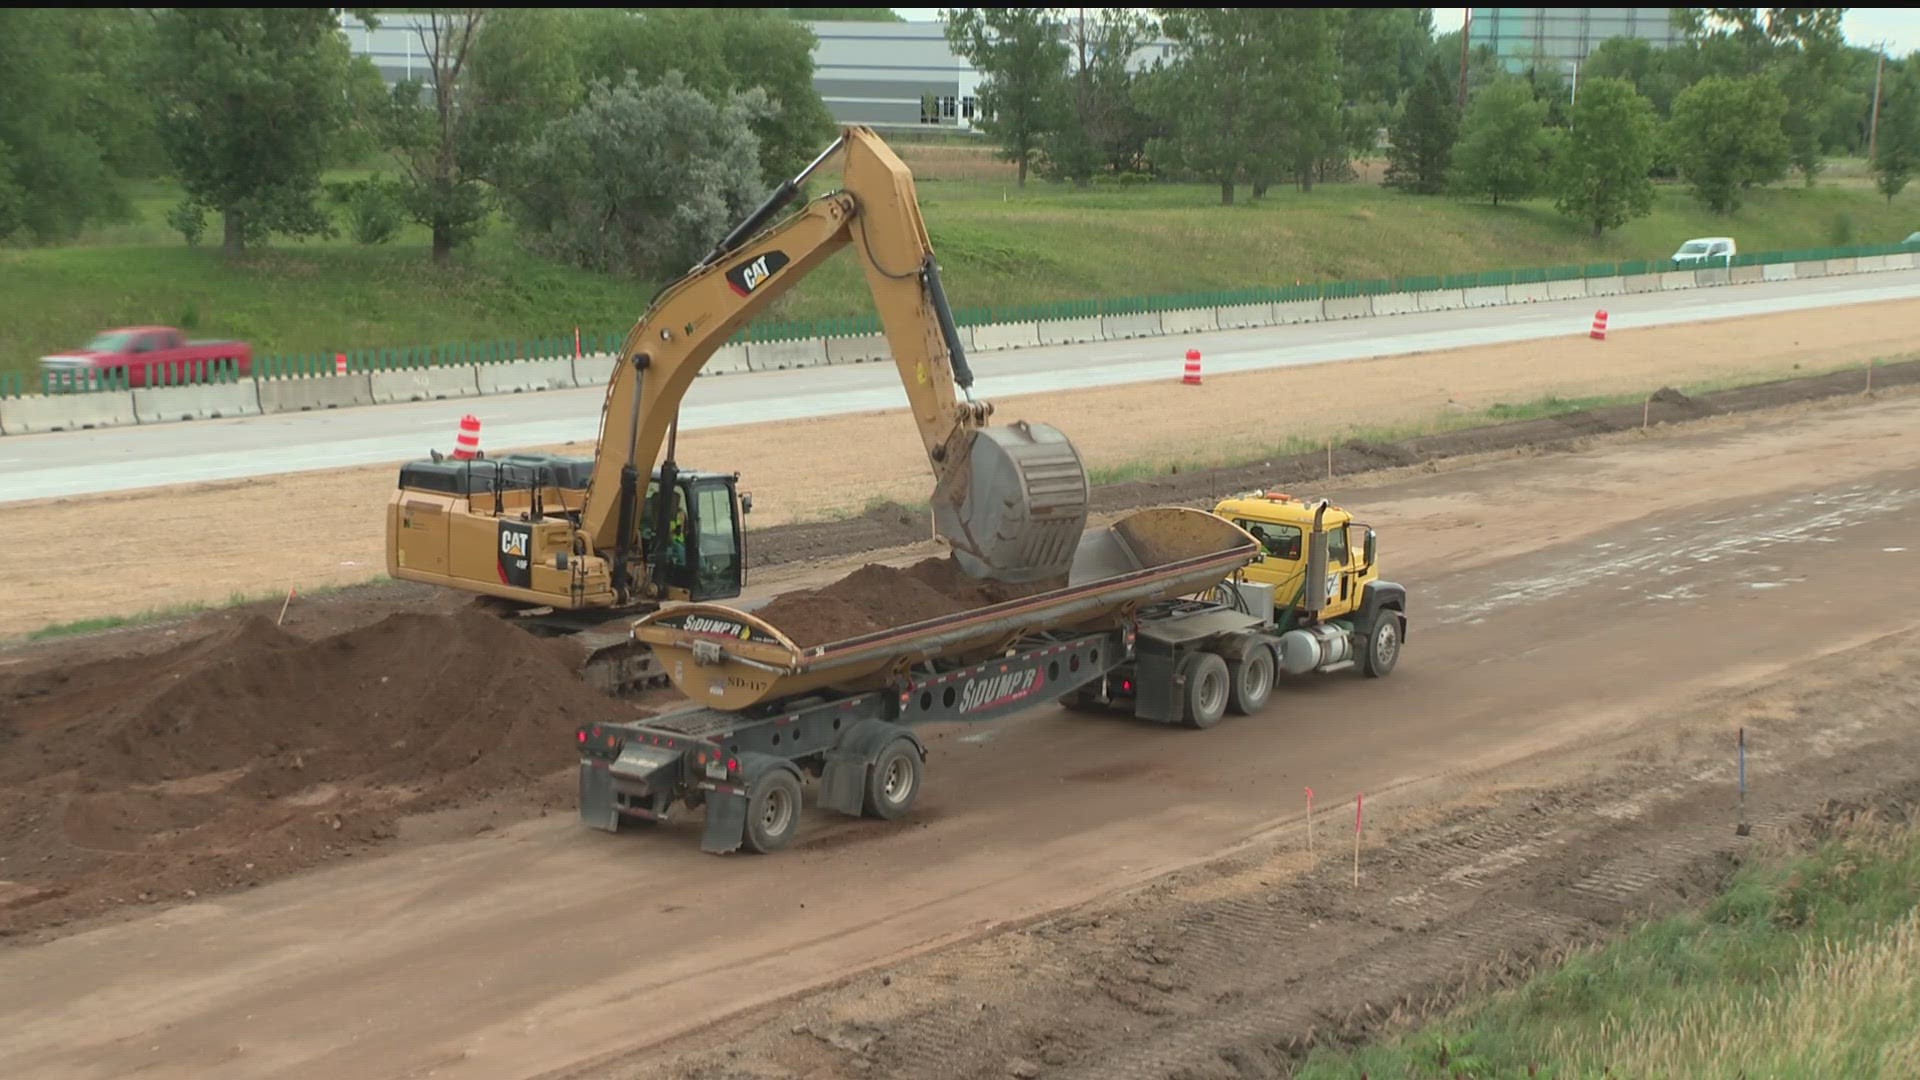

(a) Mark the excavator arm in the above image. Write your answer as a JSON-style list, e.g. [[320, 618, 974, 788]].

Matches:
[[580, 126, 1089, 599]]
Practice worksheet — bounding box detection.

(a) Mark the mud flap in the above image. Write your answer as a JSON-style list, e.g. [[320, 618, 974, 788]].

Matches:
[[818, 752, 868, 817], [579, 762, 619, 832], [1133, 650, 1182, 725], [701, 788, 749, 854]]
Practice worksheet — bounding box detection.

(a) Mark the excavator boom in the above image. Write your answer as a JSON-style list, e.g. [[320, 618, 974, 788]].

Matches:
[[582, 127, 1088, 591]]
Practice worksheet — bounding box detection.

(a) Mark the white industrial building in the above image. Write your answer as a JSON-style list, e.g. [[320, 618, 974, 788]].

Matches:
[[340, 13, 1173, 133]]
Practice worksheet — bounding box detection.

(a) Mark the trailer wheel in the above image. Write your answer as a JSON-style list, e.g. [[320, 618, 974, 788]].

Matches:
[[1360, 609, 1403, 679], [1181, 652, 1230, 730], [1225, 645, 1276, 715], [744, 769, 803, 853], [863, 739, 923, 820]]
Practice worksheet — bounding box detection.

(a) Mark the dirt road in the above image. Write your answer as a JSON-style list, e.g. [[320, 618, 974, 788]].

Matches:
[[4, 389, 1918, 1080], [2, 298, 1913, 639]]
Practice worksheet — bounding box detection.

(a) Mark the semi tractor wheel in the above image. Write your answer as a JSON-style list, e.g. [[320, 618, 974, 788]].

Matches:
[[1226, 644, 1276, 715], [1180, 651, 1230, 730], [744, 768, 803, 853], [863, 738, 923, 820], [1361, 609, 1403, 678]]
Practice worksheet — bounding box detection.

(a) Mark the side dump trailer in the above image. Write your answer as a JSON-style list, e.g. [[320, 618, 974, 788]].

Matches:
[[577, 506, 1409, 854]]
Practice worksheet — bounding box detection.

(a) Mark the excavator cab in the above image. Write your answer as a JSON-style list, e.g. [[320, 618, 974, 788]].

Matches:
[[639, 471, 746, 602]]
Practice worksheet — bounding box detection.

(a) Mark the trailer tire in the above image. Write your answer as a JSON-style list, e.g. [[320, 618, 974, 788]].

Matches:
[[1181, 651, 1230, 730], [744, 768, 803, 853], [1360, 608, 1403, 679], [1225, 644, 1276, 715], [863, 738, 923, 820]]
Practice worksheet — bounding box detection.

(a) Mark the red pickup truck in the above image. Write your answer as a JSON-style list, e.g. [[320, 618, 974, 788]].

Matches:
[[39, 326, 253, 388]]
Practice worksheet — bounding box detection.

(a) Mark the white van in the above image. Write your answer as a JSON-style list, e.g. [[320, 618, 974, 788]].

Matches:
[[1671, 237, 1736, 268]]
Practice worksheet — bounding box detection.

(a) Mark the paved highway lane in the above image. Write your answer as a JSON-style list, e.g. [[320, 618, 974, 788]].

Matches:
[[4, 269, 1916, 505]]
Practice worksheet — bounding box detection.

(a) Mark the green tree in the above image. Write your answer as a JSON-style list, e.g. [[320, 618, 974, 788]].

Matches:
[[1872, 62, 1920, 203], [0, 9, 133, 242], [785, 8, 902, 19], [1552, 77, 1658, 236], [945, 8, 1069, 187], [381, 10, 491, 263], [148, 9, 360, 254], [1666, 75, 1789, 212], [1270, 8, 1345, 194], [1384, 56, 1460, 195], [500, 71, 769, 276], [1141, 9, 1291, 205], [1450, 77, 1554, 206], [463, 9, 585, 183], [571, 10, 834, 185], [1041, 9, 1154, 188]]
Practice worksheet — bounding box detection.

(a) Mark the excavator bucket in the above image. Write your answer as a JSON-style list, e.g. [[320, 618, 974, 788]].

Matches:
[[934, 420, 1090, 585]]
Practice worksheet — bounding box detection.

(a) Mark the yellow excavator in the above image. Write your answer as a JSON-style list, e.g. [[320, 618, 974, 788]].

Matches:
[[386, 127, 1092, 692]]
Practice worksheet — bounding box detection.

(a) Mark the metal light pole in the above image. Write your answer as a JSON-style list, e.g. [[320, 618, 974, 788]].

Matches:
[[1459, 8, 1472, 110]]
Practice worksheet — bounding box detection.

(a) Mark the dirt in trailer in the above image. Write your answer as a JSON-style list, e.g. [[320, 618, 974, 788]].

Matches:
[[751, 557, 1058, 648]]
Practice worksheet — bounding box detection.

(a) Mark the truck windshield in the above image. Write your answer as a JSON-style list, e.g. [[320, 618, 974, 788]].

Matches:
[[83, 332, 134, 352]]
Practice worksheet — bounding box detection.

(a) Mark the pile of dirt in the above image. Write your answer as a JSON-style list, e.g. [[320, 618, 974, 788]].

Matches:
[[0, 609, 642, 936], [753, 556, 1061, 648]]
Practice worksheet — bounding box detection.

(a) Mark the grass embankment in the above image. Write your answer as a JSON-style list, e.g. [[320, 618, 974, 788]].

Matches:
[[0, 142, 1912, 379], [1297, 811, 1920, 1079]]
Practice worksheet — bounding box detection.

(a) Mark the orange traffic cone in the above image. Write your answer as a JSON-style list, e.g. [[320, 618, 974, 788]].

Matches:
[[1182, 348, 1203, 386], [452, 414, 482, 460], [1590, 310, 1609, 341]]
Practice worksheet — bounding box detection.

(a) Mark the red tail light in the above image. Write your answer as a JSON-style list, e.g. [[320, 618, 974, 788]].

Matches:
[[727, 757, 739, 774], [577, 730, 588, 744]]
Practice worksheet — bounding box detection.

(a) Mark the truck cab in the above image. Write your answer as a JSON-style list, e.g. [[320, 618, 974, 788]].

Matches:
[[1211, 490, 1379, 626]]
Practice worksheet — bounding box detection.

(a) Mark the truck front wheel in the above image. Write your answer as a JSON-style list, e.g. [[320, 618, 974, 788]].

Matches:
[[863, 739, 923, 820], [745, 769, 803, 853], [1360, 609, 1403, 679], [1181, 652, 1230, 730]]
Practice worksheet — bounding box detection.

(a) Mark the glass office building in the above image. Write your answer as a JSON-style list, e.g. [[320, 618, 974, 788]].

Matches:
[[1468, 8, 1685, 72]]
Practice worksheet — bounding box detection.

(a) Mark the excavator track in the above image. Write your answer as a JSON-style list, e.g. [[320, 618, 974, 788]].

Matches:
[[472, 599, 668, 697]]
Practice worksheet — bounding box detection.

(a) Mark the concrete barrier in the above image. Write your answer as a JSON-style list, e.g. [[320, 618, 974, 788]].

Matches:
[[132, 382, 263, 424], [1416, 289, 1466, 311], [1507, 281, 1552, 303], [1323, 295, 1373, 320], [1762, 263, 1797, 282], [1461, 285, 1508, 308], [1729, 265, 1764, 285], [1546, 279, 1588, 301], [475, 358, 577, 395], [1585, 277, 1625, 298], [571, 355, 617, 386], [370, 365, 481, 404], [745, 338, 828, 372], [1659, 271, 1698, 290], [1825, 257, 1857, 276], [258, 374, 375, 414], [970, 321, 1040, 351], [1369, 292, 1420, 317], [1885, 252, 1914, 270], [0, 391, 139, 434], [1621, 274, 1663, 293], [1215, 303, 1274, 329], [1792, 260, 1827, 279], [1037, 316, 1103, 346], [1694, 267, 1731, 287], [704, 344, 753, 375], [1099, 312, 1163, 340], [1271, 299, 1324, 324], [1159, 307, 1218, 335], [1856, 255, 1887, 273], [825, 334, 890, 366]]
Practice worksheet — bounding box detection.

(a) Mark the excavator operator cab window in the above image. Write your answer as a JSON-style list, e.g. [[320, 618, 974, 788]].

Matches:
[[641, 477, 744, 601]]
